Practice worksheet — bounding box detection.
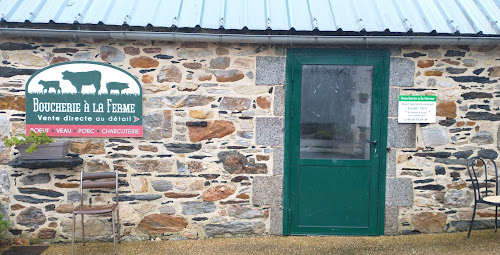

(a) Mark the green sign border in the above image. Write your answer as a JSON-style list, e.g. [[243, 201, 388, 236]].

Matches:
[[26, 61, 143, 97], [25, 61, 143, 137]]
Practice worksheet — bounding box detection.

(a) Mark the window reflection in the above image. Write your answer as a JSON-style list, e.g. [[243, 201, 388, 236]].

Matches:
[[300, 65, 373, 159]]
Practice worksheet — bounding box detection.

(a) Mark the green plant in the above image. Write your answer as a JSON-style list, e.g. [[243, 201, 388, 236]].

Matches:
[[3, 131, 55, 153], [0, 214, 9, 236]]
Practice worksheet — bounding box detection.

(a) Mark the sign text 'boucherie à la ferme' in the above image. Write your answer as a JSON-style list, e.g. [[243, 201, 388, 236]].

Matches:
[[25, 61, 143, 137], [398, 95, 437, 123]]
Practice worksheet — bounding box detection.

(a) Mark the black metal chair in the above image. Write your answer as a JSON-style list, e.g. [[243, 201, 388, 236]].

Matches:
[[467, 157, 500, 238], [72, 171, 120, 254]]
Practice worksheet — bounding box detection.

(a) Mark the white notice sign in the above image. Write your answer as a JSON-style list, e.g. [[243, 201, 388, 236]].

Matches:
[[398, 95, 437, 123]]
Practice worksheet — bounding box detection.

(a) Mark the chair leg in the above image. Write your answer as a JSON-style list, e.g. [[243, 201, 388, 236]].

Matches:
[[81, 214, 85, 245], [117, 209, 121, 243], [112, 212, 117, 255], [468, 203, 477, 238], [496, 206, 498, 232], [72, 214, 76, 255]]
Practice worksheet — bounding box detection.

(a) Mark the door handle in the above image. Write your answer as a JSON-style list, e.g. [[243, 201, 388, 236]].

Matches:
[[368, 140, 377, 146]]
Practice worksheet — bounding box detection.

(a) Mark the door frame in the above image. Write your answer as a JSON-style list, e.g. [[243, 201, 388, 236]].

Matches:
[[283, 48, 390, 236]]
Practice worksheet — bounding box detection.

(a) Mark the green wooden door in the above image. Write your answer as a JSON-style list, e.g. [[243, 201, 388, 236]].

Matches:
[[284, 49, 389, 236]]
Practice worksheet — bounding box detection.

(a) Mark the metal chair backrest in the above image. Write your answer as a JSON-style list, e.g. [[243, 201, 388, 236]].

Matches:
[[79, 171, 119, 206], [467, 157, 498, 202]]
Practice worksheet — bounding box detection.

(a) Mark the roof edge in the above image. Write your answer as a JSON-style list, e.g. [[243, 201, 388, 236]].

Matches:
[[1, 28, 499, 45]]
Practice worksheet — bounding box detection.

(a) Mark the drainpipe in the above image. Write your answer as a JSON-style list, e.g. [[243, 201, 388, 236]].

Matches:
[[0, 28, 499, 45]]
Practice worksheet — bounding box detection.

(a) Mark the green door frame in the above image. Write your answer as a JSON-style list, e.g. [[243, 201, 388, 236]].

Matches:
[[283, 48, 390, 236]]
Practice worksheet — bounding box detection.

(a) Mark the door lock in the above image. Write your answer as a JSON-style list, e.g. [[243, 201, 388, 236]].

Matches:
[[368, 140, 377, 146]]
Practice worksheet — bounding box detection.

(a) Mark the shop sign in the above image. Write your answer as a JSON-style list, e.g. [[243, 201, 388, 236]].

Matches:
[[398, 95, 436, 123], [25, 61, 143, 137]]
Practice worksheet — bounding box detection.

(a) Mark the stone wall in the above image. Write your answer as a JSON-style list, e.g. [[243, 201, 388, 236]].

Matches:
[[0, 39, 285, 243], [386, 45, 500, 235], [0, 37, 499, 243]]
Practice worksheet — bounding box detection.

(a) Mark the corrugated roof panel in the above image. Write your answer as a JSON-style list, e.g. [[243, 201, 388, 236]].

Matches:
[[81, 0, 114, 24], [224, 0, 245, 30], [308, 0, 336, 31], [330, 0, 361, 32], [200, 0, 225, 29], [0, 0, 19, 20], [151, 0, 182, 28], [1, 0, 500, 35], [413, 0, 451, 34], [102, 0, 137, 25], [244, 0, 266, 30], [50, 0, 91, 24], [127, 0, 159, 27], [394, 0, 432, 33], [31, 0, 64, 23], [354, 0, 385, 32], [477, 0, 500, 32], [438, 1, 476, 34], [372, 0, 406, 32], [287, 0, 314, 31], [4, 0, 45, 23], [177, 0, 204, 28], [457, 0, 497, 34], [267, 0, 290, 30]]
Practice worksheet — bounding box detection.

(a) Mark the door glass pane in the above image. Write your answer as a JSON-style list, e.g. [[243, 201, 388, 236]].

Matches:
[[300, 65, 373, 159]]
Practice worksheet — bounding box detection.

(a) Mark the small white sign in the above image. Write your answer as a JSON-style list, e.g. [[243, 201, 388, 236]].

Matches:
[[398, 95, 437, 123]]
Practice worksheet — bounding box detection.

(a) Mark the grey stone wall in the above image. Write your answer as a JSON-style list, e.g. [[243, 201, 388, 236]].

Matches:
[[1, 39, 499, 242], [0, 40, 286, 243], [387, 45, 500, 235]]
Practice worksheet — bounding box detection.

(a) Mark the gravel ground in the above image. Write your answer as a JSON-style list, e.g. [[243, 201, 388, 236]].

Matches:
[[43, 229, 500, 255]]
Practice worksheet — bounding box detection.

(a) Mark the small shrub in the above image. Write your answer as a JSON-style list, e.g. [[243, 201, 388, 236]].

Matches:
[[3, 131, 54, 154], [0, 213, 10, 236]]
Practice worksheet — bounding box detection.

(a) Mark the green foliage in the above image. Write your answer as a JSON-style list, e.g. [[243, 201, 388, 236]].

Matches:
[[3, 131, 55, 154], [316, 130, 334, 140], [0, 213, 9, 236]]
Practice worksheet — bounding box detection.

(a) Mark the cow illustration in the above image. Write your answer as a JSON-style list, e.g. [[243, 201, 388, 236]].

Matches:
[[38, 80, 61, 94], [106, 82, 129, 95], [61, 70, 101, 94]]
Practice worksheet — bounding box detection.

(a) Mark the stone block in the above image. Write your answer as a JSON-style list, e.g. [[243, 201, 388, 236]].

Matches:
[[255, 117, 284, 146], [151, 180, 173, 192], [181, 201, 216, 215], [273, 86, 285, 116], [389, 58, 415, 87], [388, 87, 399, 117], [385, 177, 413, 207], [275, 46, 286, 56], [421, 127, 449, 147], [387, 119, 416, 148], [412, 212, 447, 233], [204, 221, 265, 237], [256, 56, 286, 85], [384, 206, 399, 235], [252, 176, 283, 206], [496, 124, 500, 150], [61, 218, 112, 237], [386, 149, 396, 177], [100, 46, 124, 62], [273, 147, 284, 175], [390, 47, 402, 56], [0, 115, 9, 135], [270, 206, 283, 235], [20, 173, 51, 185], [0, 169, 9, 195]]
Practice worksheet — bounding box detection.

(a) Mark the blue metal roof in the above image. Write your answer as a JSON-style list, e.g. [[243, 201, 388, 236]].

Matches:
[[1, 0, 499, 35]]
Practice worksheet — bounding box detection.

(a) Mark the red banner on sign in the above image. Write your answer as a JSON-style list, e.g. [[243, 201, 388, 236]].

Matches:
[[26, 124, 143, 137]]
